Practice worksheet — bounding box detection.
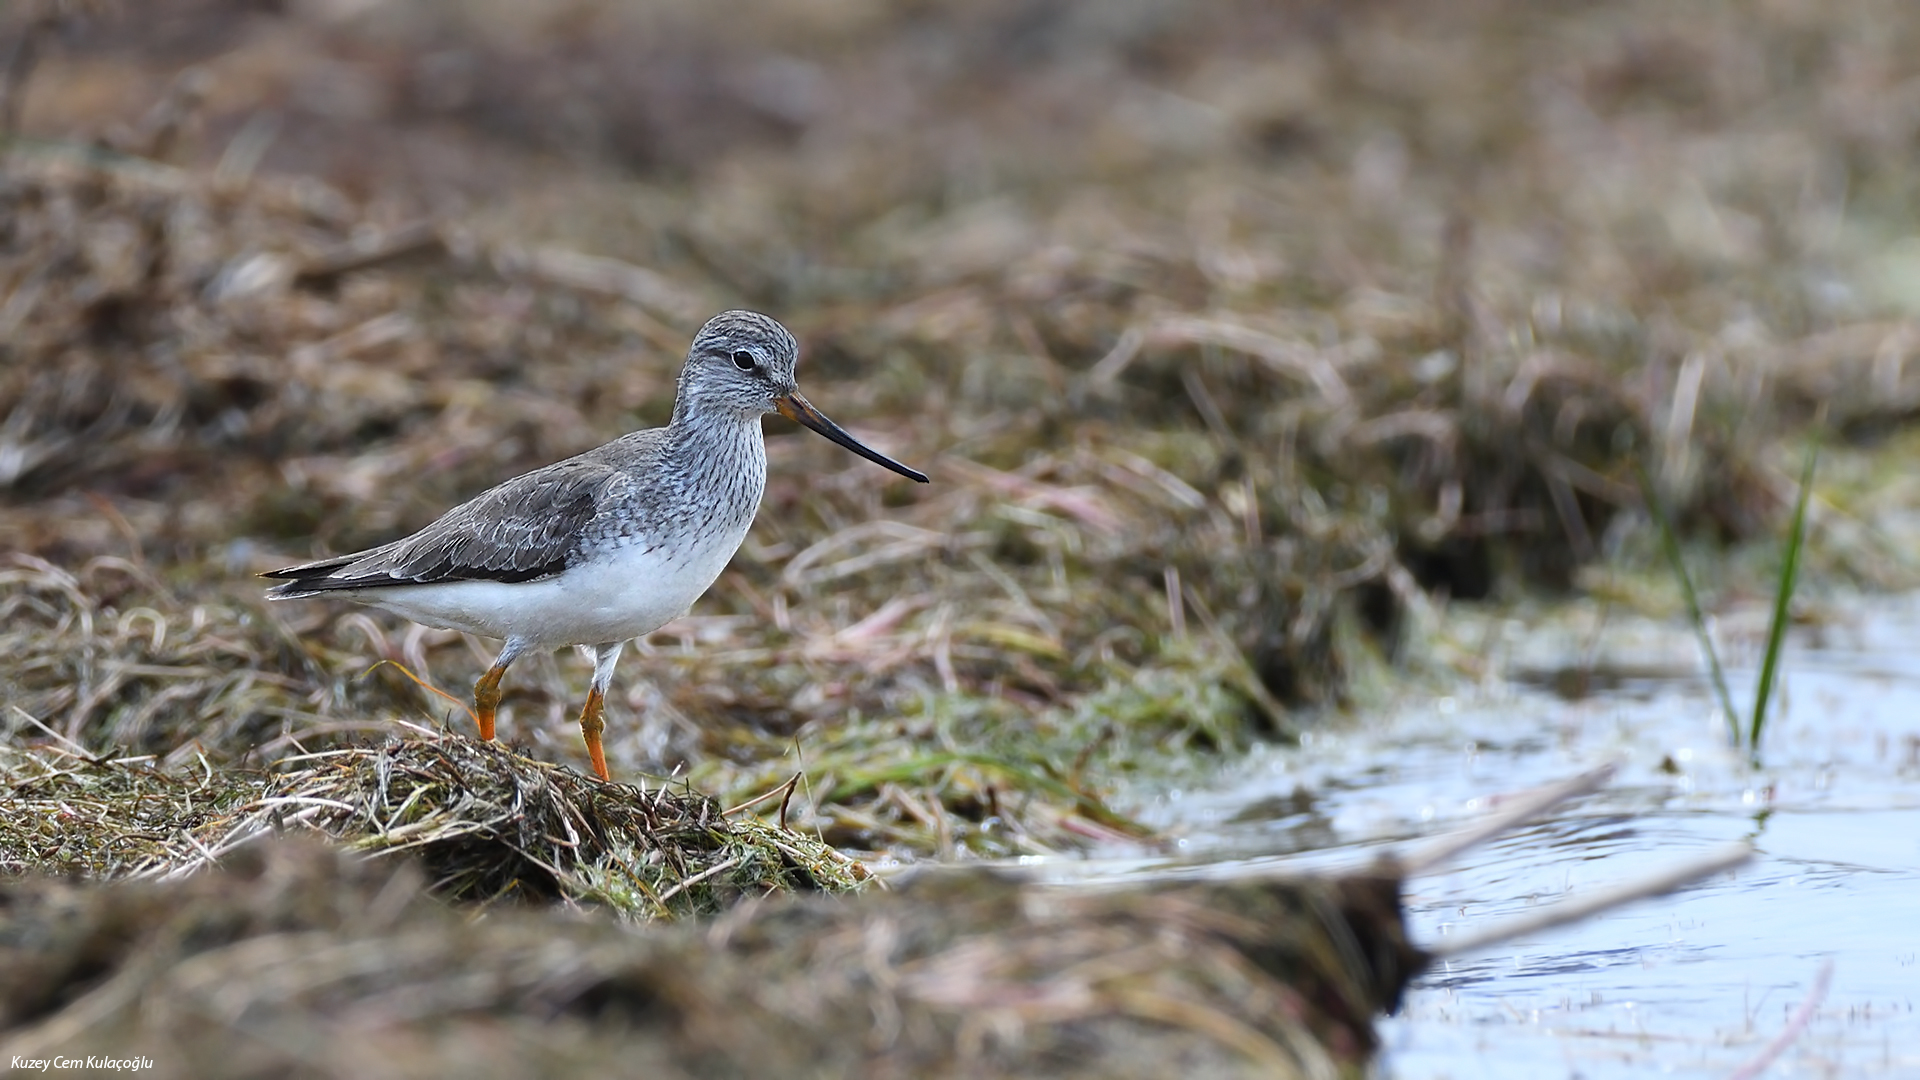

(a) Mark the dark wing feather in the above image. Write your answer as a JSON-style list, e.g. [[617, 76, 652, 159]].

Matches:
[[263, 457, 633, 596]]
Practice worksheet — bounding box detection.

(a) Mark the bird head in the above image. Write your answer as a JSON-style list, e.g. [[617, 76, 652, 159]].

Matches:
[[677, 310, 928, 483]]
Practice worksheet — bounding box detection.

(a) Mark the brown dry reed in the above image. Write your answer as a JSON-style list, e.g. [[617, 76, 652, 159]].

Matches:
[[0, 837, 1417, 1080]]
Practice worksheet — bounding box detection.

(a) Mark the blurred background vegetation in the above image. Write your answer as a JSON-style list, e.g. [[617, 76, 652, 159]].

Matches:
[[4, 0, 1920, 858]]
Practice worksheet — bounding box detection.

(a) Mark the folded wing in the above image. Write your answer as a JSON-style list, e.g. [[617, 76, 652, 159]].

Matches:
[[263, 458, 635, 597]]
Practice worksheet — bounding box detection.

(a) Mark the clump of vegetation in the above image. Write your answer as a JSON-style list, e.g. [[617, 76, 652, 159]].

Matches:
[[0, 836, 1419, 1079], [0, 762, 1740, 1078], [1, 732, 866, 918]]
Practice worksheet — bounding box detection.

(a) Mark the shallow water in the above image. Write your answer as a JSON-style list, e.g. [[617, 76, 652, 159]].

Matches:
[[1107, 595, 1920, 1078]]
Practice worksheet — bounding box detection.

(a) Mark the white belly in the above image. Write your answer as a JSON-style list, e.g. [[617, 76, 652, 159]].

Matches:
[[353, 525, 750, 646]]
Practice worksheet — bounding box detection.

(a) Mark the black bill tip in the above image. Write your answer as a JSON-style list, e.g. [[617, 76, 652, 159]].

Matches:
[[776, 392, 930, 483]]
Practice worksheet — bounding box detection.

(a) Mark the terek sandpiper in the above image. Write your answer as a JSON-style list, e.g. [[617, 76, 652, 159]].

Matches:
[[264, 310, 928, 781]]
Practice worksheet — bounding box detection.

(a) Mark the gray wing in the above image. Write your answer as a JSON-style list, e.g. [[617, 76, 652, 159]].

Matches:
[[263, 453, 639, 596]]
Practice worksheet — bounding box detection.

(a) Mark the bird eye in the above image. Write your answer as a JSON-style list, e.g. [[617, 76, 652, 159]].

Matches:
[[730, 349, 756, 371]]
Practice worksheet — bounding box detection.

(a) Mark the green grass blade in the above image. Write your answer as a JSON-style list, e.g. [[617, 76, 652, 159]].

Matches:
[[1748, 443, 1818, 763], [819, 750, 1149, 835], [1636, 463, 1739, 745]]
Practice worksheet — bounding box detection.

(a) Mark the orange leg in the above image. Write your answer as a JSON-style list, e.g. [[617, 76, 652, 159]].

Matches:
[[471, 662, 508, 742], [579, 640, 626, 782], [470, 640, 526, 743], [579, 685, 610, 782]]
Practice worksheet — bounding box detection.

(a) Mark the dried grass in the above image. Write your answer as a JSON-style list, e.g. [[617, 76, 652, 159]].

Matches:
[[6, 4, 1870, 1070], [1, 733, 865, 918], [4, 0, 1919, 863], [0, 837, 1415, 1079]]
